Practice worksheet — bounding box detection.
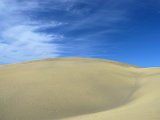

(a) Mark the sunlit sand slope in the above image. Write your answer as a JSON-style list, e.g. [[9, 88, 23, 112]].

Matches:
[[0, 58, 159, 120]]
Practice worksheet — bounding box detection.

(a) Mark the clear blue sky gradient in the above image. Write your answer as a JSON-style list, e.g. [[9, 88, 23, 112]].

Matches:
[[0, 0, 160, 67]]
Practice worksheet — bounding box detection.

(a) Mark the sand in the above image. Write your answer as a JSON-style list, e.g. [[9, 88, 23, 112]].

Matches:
[[0, 58, 159, 120]]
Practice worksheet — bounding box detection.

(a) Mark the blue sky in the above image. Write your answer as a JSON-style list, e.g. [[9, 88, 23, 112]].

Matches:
[[0, 0, 160, 67]]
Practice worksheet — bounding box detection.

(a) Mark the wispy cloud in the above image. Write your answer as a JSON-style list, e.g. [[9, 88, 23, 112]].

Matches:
[[0, 0, 64, 64]]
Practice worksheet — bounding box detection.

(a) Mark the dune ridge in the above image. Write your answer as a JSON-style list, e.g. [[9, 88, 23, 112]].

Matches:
[[0, 58, 159, 120]]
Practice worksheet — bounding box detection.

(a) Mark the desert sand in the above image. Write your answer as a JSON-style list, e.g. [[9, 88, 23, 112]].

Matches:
[[0, 58, 159, 120]]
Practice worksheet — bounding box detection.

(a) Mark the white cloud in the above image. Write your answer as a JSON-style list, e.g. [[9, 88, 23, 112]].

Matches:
[[0, 0, 64, 64], [0, 24, 62, 63]]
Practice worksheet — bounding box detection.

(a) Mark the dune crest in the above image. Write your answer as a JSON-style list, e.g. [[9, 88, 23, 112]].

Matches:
[[0, 58, 159, 120]]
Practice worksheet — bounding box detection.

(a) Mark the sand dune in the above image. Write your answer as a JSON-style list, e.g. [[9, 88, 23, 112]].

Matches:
[[0, 58, 159, 120]]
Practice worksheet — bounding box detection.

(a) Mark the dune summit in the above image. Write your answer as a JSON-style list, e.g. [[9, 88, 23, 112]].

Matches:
[[0, 58, 159, 120]]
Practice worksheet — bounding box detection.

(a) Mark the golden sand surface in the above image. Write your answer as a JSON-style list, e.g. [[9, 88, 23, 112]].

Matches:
[[0, 58, 159, 120]]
